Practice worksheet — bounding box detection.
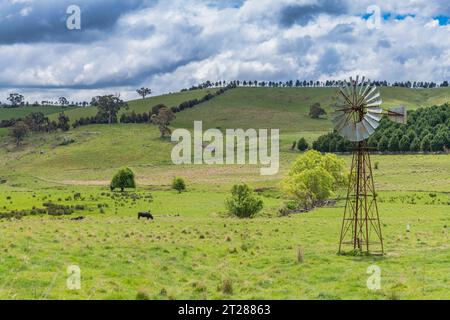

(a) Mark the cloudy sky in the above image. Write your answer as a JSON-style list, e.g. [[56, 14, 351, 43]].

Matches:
[[0, 0, 449, 102]]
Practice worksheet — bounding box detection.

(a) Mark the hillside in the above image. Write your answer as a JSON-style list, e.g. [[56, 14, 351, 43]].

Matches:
[[173, 87, 450, 132], [0, 87, 449, 186], [49, 89, 213, 123], [2, 87, 449, 129]]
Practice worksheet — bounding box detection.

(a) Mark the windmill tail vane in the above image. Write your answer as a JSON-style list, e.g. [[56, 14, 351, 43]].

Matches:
[[333, 76, 407, 255], [387, 106, 408, 124]]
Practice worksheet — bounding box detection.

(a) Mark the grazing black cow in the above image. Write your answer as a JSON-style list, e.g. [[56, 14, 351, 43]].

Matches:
[[71, 216, 85, 221], [138, 212, 154, 220]]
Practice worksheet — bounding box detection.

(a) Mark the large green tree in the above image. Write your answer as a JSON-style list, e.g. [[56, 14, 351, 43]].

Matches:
[[431, 132, 447, 152], [110, 168, 136, 192], [309, 103, 327, 119], [58, 112, 70, 131], [421, 134, 433, 152], [283, 150, 346, 210], [91, 95, 128, 124], [137, 87, 152, 99], [151, 106, 176, 138], [410, 138, 421, 152], [7, 93, 24, 107], [388, 135, 400, 152], [378, 136, 389, 152], [9, 121, 29, 147]]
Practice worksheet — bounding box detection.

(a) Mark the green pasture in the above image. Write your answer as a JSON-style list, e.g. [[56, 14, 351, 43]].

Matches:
[[0, 88, 448, 300]]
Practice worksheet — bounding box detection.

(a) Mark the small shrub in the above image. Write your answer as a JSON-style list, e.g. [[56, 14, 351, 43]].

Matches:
[[374, 161, 379, 170], [172, 177, 186, 193], [297, 138, 309, 152], [226, 184, 263, 219], [45, 203, 74, 216]]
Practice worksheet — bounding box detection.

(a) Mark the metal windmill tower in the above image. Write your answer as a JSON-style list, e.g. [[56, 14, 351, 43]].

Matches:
[[332, 76, 407, 255]]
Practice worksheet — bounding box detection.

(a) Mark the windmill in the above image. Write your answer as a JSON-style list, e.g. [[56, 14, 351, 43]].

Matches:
[[332, 76, 407, 255]]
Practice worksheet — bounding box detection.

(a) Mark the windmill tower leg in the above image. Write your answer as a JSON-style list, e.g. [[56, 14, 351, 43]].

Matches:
[[339, 141, 384, 255]]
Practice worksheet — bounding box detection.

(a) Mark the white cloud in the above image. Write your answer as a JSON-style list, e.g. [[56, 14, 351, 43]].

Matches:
[[19, 6, 32, 16], [0, 0, 449, 102]]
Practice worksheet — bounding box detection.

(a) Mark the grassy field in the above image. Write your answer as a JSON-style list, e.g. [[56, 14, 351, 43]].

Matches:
[[0, 169, 448, 300], [0, 88, 449, 300]]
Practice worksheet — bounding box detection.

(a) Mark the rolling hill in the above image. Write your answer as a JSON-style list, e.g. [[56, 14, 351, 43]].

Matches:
[[0, 86, 449, 186], [2, 87, 450, 130]]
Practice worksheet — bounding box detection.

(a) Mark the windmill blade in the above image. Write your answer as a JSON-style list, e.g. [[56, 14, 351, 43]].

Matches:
[[341, 123, 357, 142], [367, 100, 383, 107], [334, 95, 348, 108], [367, 107, 383, 114], [366, 112, 382, 122], [348, 77, 356, 99], [363, 86, 377, 101], [363, 114, 381, 130], [356, 122, 370, 141], [358, 76, 366, 95], [388, 106, 408, 124], [339, 87, 352, 105], [332, 103, 347, 110], [350, 77, 358, 96], [360, 82, 372, 100], [333, 114, 349, 132], [366, 92, 381, 103], [331, 111, 345, 121], [362, 119, 376, 136], [342, 80, 352, 97]]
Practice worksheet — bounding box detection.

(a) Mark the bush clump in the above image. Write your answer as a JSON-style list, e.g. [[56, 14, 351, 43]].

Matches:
[[226, 184, 263, 219], [110, 168, 136, 192], [172, 177, 186, 193], [43, 203, 74, 216], [283, 150, 346, 210]]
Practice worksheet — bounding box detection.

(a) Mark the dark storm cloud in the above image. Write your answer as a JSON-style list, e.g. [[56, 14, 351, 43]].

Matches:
[[0, 0, 155, 44], [324, 23, 356, 44], [279, 0, 349, 27], [317, 47, 341, 75]]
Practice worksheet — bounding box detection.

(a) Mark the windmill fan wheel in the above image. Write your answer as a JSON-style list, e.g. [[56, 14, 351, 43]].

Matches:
[[332, 76, 383, 142]]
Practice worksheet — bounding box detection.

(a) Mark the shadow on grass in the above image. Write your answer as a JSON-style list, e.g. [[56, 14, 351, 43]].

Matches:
[[337, 250, 387, 262]]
